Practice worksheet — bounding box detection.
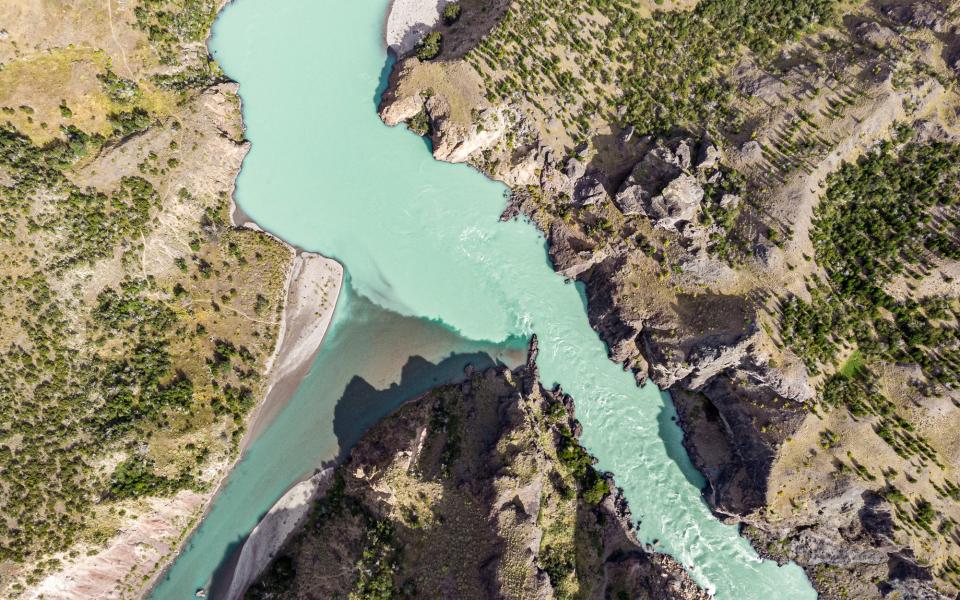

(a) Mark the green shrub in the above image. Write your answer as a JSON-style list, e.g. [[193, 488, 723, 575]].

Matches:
[[539, 544, 575, 589], [97, 70, 141, 103], [416, 32, 443, 61], [407, 110, 430, 136], [442, 2, 462, 25], [107, 108, 152, 137], [109, 457, 190, 499]]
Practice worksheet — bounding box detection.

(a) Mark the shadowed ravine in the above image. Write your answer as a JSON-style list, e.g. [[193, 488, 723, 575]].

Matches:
[[151, 0, 816, 597]]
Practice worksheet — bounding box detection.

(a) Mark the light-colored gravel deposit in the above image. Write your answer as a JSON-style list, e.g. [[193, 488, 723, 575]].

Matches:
[[385, 0, 447, 54]]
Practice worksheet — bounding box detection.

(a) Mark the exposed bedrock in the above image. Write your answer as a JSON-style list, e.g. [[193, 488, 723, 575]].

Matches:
[[382, 73, 814, 519], [377, 4, 959, 593], [244, 337, 708, 599]]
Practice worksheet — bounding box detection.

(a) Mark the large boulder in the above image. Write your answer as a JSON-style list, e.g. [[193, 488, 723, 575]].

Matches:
[[855, 21, 900, 50], [612, 144, 685, 216], [613, 141, 707, 231], [646, 174, 704, 230], [573, 174, 609, 207]]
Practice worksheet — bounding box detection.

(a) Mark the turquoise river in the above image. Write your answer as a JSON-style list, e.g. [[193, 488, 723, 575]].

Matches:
[[152, 0, 817, 598]]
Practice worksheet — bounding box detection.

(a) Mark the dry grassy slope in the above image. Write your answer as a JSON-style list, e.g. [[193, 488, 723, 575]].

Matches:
[[380, 0, 960, 597], [0, 0, 294, 596], [247, 344, 706, 600]]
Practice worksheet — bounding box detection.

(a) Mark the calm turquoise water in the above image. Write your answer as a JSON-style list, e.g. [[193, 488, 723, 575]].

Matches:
[[152, 0, 817, 597]]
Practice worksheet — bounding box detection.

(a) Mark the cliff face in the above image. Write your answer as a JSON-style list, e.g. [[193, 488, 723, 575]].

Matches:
[[379, 0, 960, 597], [246, 338, 706, 600]]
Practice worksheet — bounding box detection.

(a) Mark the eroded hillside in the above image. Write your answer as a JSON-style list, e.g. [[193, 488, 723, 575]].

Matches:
[[380, 0, 960, 597], [0, 1, 311, 595]]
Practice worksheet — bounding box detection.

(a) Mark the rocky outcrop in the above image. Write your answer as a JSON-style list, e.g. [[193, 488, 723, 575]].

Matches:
[[614, 144, 696, 222], [378, 2, 960, 597], [880, 0, 952, 33], [245, 339, 707, 600], [742, 486, 949, 600], [381, 64, 813, 517]]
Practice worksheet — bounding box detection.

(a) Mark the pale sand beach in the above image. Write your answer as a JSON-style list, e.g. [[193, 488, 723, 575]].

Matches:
[[243, 249, 344, 445], [222, 469, 335, 600], [384, 0, 447, 54]]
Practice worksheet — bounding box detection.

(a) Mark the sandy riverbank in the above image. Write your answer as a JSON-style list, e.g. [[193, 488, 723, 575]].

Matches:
[[242, 246, 344, 446], [384, 0, 447, 54], [26, 244, 343, 600], [137, 233, 343, 597], [219, 469, 335, 599]]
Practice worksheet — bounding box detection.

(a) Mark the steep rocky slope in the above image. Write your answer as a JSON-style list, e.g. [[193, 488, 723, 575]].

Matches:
[[246, 338, 706, 600], [0, 1, 340, 596], [380, 0, 960, 597]]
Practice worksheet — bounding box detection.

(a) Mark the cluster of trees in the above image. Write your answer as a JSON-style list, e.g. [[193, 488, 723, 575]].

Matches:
[[782, 142, 960, 388], [416, 32, 443, 61], [812, 141, 960, 302], [0, 119, 152, 561], [407, 109, 430, 137], [760, 88, 865, 180], [351, 519, 399, 600], [819, 370, 940, 466], [539, 543, 576, 593], [464, 0, 839, 141], [133, 0, 223, 91], [51, 176, 158, 272], [97, 69, 141, 104], [108, 456, 192, 500], [91, 279, 198, 438], [107, 107, 153, 137], [210, 384, 255, 425], [0, 93, 281, 569], [0, 0, 299, 578], [134, 0, 218, 63], [556, 427, 609, 506], [778, 140, 960, 561], [779, 288, 848, 372]]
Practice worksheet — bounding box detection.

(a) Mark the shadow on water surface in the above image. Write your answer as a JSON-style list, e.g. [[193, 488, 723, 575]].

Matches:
[[207, 347, 504, 598], [656, 391, 708, 493], [375, 53, 396, 107], [332, 351, 500, 461]]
